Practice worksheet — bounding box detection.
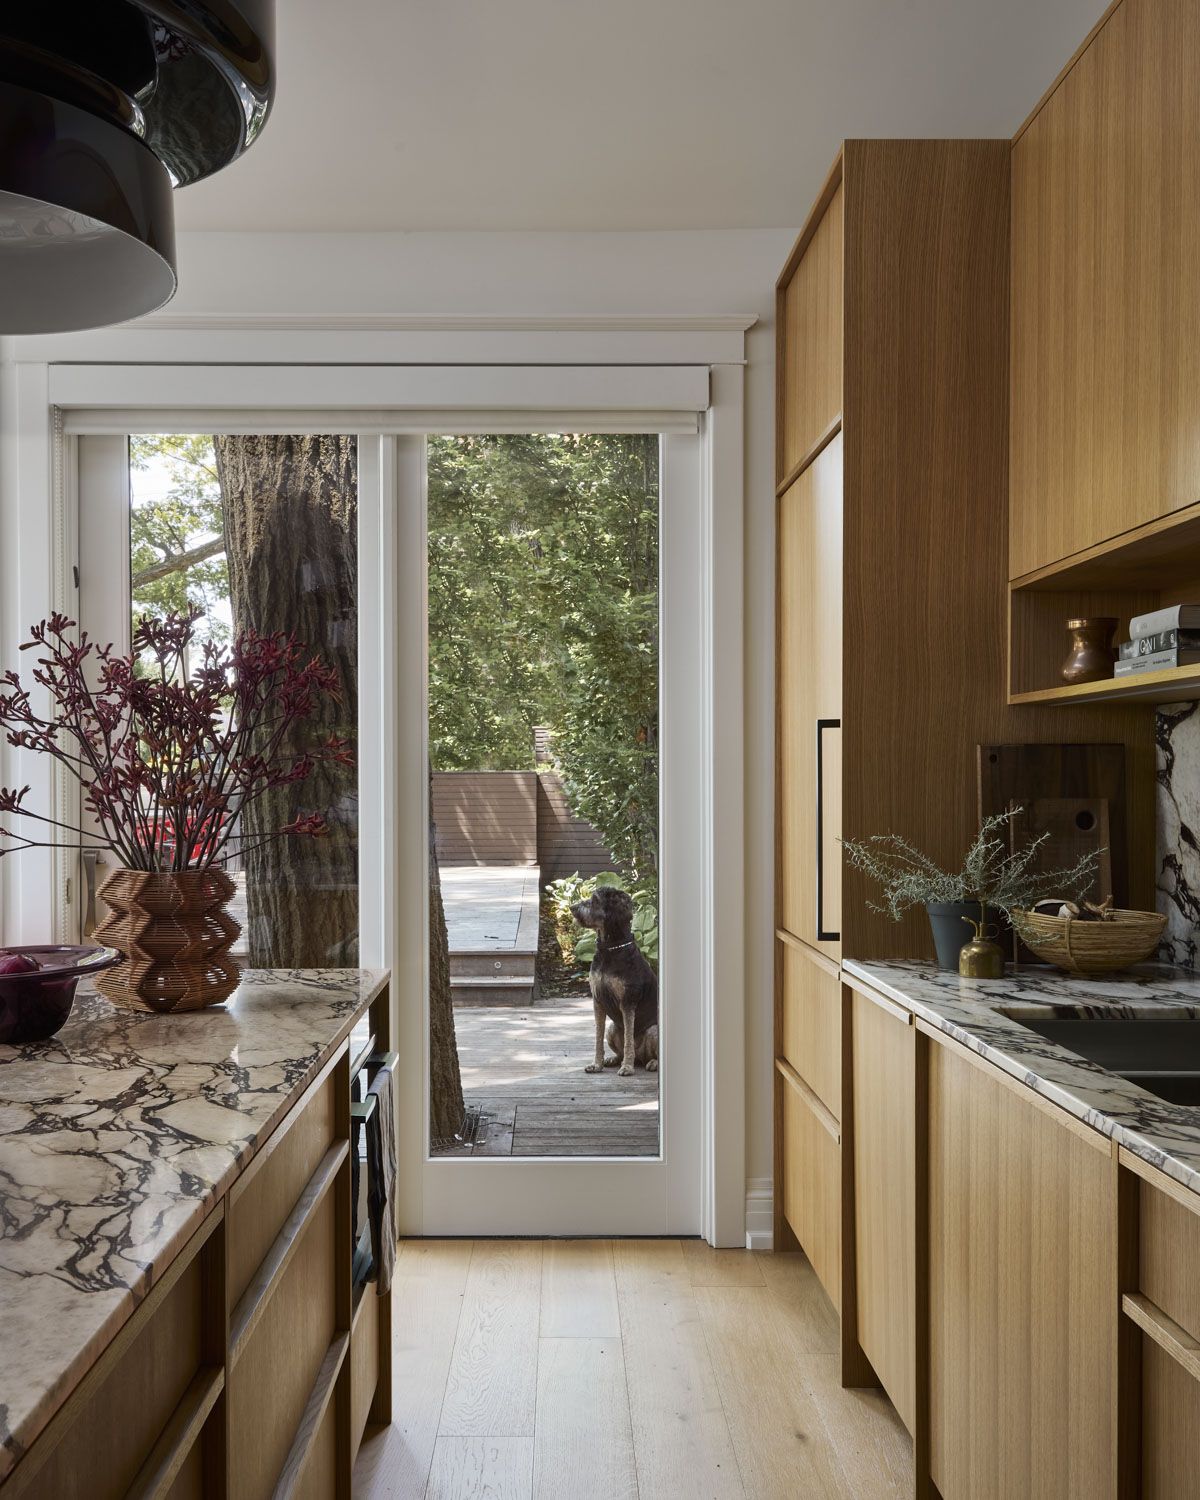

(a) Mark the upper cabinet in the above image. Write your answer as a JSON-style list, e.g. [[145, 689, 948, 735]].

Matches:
[[1010, 0, 1200, 581], [777, 178, 843, 484]]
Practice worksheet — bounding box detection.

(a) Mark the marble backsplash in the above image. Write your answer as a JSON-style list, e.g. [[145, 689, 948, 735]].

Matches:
[[1156, 702, 1200, 967]]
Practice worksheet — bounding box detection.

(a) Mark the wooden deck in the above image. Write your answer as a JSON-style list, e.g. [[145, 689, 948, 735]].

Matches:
[[439, 993, 660, 1157]]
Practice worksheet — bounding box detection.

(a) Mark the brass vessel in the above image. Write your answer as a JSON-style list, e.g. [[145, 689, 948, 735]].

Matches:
[[958, 914, 1005, 979]]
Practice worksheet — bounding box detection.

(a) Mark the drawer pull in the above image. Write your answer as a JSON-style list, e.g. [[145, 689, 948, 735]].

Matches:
[[776, 1056, 841, 1142], [1123, 1292, 1200, 1385], [124, 1366, 224, 1500], [230, 1139, 348, 1365], [270, 1332, 349, 1500]]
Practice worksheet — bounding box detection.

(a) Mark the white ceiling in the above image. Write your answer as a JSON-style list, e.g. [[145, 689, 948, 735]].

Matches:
[[176, 0, 1105, 233]]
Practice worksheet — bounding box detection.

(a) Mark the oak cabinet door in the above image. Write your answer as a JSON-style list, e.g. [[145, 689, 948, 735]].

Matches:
[[928, 1041, 1115, 1500], [850, 988, 916, 1433], [778, 433, 842, 953], [778, 182, 843, 480], [1010, 1, 1200, 578]]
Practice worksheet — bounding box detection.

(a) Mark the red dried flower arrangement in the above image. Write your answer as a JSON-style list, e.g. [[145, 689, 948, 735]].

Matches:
[[0, 609, 353, 872]]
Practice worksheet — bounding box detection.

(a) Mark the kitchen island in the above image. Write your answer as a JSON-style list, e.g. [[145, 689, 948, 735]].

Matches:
[[0, 967, 392, 1499]]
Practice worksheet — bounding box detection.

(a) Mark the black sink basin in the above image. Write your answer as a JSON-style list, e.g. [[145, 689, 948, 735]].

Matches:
[[1002, 1015, 1200, 1106]]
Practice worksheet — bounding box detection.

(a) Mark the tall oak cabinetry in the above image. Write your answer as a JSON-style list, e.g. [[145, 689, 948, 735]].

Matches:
[[773, 138, 1152, 1347]]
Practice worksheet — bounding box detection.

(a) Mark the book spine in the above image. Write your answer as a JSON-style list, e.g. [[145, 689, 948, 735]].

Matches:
[[1129, 606, 1200, 638], [1113, 648, 1200, 675], [1117, 629, 1200, 659]]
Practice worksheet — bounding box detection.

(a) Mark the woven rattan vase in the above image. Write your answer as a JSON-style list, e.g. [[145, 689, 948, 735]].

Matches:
[[93, 867, 241, 1011]]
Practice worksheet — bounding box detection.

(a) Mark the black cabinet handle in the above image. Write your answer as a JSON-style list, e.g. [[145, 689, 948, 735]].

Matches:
[[816, 719, 840, 942]]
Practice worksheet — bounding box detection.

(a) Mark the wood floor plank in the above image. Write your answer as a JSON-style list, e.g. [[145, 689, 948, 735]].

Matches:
[[757, 1250, 912, 1492], [613, 1239, 745, 1499], [439, 1241, 543, 1437], [696, 1285, 849, 1500], [424, 1437, 534, 1500], [353, 1268, 469, 1499], [540, 1241, 619, 1338], [355, 1240, 914, 1500], [756, 1250, 841, 1354], [533, 1338, 638, 1500], [681, 1240, 766, 1287], [397, 1239, 476, 1289]]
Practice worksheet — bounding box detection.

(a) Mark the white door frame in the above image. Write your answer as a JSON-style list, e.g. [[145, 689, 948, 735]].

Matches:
[[0, 327, 748, 1244]]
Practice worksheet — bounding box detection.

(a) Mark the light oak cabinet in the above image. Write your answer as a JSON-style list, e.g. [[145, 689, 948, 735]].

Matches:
[[927, 1038, 1115, 1500], [777, 439, 842, 957], [6, 991, 393, 1500], [1010, 0, 1200, 582], [774, 136, 1023, 1300], [844, 971, 1200, 1500], [847, 986, 917, 1435], [776, 122, 1157, 1325]]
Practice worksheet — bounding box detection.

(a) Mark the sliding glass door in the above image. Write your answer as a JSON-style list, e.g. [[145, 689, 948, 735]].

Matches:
[[73, 419, 703, 1236]]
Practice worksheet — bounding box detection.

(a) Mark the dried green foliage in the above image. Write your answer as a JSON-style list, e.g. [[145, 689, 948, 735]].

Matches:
[[840, 808, 1102, 921]]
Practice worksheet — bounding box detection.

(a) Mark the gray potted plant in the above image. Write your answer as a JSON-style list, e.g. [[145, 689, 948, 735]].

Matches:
[[840, 809, 1102, 970]]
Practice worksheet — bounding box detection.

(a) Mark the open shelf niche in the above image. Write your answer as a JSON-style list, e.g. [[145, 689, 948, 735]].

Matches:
[[1009, 501, 1200, 706]]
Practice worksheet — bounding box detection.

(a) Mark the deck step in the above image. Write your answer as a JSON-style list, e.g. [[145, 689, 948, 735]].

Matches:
[[450, 975, 534, 989], [449, 951, 538, 979], [451, 975, 536, 1008]]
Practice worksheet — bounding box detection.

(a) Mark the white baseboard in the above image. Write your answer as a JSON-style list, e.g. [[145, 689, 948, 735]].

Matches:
[[745, 1176, 773, 1251]]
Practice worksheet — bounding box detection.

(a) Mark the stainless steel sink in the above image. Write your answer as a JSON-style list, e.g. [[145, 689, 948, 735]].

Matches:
[[1000, 1015, 1200, 1106]]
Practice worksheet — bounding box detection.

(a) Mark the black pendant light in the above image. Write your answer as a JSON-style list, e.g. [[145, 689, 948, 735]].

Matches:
[[0, 1, 275, 334]]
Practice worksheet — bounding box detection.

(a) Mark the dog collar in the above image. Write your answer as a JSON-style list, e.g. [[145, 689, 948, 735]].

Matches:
[[598, 939, 635, 953]]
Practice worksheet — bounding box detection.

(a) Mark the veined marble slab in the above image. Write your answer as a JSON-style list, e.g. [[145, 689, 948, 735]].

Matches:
[[0, 967, 388, 1481], [844, 958, 1200, 1201]]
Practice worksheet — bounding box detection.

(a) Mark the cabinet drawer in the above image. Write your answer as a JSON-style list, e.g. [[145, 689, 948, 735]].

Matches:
[[1141, 1338, 1200, 1499], [228, 1187, 339, 1500], [1140, 1179, 1200, 1347], [780, 1062, 840, 1310], [228, 1060, 338, 1308], [780, 938, 841, 1120]]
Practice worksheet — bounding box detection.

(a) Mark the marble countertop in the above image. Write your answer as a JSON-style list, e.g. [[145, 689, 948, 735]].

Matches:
[[0, 967, 388, 1481], [844, 958, 1200, 1201]]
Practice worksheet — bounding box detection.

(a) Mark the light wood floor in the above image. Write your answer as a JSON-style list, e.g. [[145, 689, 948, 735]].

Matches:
[[352, 1239, 913, 1499]]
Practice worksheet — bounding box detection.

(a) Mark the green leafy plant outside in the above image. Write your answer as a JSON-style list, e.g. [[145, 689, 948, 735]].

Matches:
[[840, 808, 1103, 922], [427, 434, 658, 884], [545, 870, 659, 970]]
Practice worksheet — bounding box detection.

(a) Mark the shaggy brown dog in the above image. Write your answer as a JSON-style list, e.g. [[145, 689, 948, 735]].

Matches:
[[572, 885, 659, 1076]]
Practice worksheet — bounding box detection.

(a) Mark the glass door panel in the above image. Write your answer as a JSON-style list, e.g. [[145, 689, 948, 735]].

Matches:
[[78, 432, 360, 967], [425, 434, 661, 1159]]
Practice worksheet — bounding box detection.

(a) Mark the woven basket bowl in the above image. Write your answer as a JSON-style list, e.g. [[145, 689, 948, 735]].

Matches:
[[1011, 908, 1167, 976]]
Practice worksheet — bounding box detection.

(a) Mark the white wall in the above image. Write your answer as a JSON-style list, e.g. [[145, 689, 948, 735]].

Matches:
[[3, 227, 797, 1200]]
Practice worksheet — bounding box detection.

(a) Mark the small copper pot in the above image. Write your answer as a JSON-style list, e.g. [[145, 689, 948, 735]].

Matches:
[[1062, 617, 1117, 685]]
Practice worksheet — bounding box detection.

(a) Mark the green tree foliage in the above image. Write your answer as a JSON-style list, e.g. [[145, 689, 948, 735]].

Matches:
[[427, 433, 659, 882], [129, 434, 229, 648]]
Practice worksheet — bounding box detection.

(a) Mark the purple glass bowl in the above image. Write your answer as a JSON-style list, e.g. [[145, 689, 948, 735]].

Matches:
[[0, 945, 120, 1045]]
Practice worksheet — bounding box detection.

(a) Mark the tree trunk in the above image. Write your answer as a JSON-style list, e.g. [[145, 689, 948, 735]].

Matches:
[[428, 787, 464, 1141], [213, 434, 359, 967]]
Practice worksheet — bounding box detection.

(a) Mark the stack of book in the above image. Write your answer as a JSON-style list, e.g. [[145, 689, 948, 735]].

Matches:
[[1115, 605, 1200, 677]]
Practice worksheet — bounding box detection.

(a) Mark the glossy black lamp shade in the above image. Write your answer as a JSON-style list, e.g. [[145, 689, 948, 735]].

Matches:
[[0, 82, 176, 334], [0, 2, 275, 334]]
